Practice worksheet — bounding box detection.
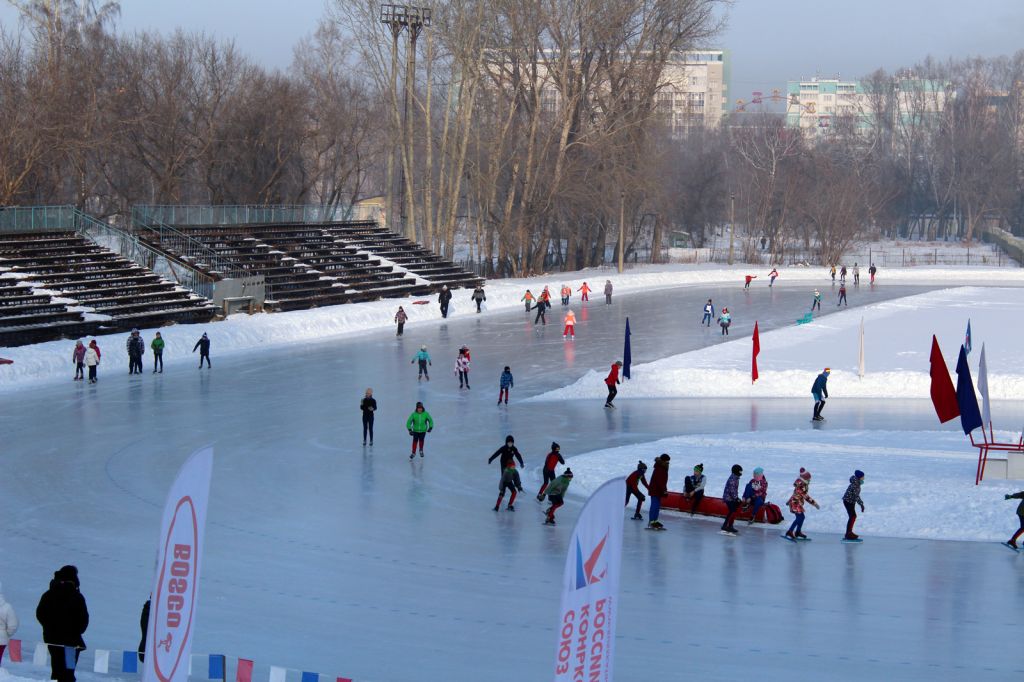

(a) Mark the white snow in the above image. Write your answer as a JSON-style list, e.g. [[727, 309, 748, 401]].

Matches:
[[557, 428, 1024, 542], [531, 286, 1024, 403]]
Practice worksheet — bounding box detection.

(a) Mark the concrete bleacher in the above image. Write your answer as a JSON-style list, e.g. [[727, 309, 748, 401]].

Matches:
[[138, 221, 482, 312], [0, 231, 216, 347]]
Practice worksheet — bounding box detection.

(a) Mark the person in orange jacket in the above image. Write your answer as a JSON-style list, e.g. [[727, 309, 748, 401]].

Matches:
[[563, 309, 577, 339], [577, 282, 591, 301], [560, 284, 571, 305], [521, 290, 535, 312]]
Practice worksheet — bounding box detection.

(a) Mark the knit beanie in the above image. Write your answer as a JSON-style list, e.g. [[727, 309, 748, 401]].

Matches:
[[800, 468, 812, 481]]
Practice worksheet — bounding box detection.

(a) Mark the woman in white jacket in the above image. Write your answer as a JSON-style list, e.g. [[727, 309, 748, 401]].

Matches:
[[0, 580, 19, 665]]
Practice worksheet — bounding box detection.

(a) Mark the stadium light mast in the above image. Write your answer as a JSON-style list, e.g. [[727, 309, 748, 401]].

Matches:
[[379, 4, 406, 234], [401, 6, 431, 243]]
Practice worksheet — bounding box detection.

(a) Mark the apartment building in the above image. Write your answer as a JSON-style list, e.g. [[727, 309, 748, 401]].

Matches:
[[656, 50, 731, 136]]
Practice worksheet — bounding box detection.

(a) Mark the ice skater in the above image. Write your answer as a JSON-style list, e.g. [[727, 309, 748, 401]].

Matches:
[[488, 435, 524, 486], [647, 454, 670, 530], [837, 282, 848, 306], [744, 467, 767, 524], [412, 345, 431, 381], [533, 294, 549, 325], [72, 340, 85, 381], [604, 360, 623, 408], [843, 470, 865, 541], [718, 307, 732, 336], [811, 367, 830, 421], [498, 366, 514, 405], [543, 468, 573, 525], [560, 284, 571, 306], [126, 329, 145, 375], [684, 463, 706, 516], [360, 388, 376, 446], [471, 285, 486, 313], [702, 299, 715, 327], [394, 306, 408, 336], [768, 268, 779, 287], [744, 274, 757, 290], [784, 468, 819, 540], [563, 309, 577, 339], [85, 340, 100, 383], [454, 348, 471, 389], [604, 279, 613, 304], [193, 332, 211, 368], [811, 289, 822, 311], [721, 464, 743, 535], [438, 285, 452, 318], [521, 289, 535, 311], [405, 401, 433, 459], [151, 332, 164, 373], [840, 265, 847, 283], [1003, 490, 1024, 549], [853, 263, 860, 286], [36, 565, 88, 682], [537, 442, 564, 500], [494, 461, 524, 512], [624, 461, 649, 520], [869, 263, 877, 284], [577, 282, 591, 302], [830, 264, 837, 283]]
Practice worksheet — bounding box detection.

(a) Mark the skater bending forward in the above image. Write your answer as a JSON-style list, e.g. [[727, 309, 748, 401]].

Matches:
[[785, 468, 819, 540], [537, 443, 564, 500], [494, 461, 524, 512], [625, 461, 649, 520], [1005, 490, 1024, 549], [543, 469, 573, 525]]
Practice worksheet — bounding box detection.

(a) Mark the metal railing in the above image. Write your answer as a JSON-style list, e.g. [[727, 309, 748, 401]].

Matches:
[[0, 205, 81, 232], [132, 204, 381, 227]]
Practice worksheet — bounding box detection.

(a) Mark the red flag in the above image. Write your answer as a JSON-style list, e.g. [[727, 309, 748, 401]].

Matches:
[[929, 335, 960, 423], [751, 321, 760, 384], [236, 660, 253, 682], [8, 639, 22, 662]]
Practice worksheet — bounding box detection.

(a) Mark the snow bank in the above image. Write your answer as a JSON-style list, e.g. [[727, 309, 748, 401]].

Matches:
[[531, 286, 1024, 402], [556, 428, 1023, 542], [2, 264, 1023, 393]]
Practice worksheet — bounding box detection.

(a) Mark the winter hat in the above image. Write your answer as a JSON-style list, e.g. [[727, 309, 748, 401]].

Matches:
[[637, 460, 647, 472], [506, 435, 515, 444], [564, 468, 573, 478], [551, 442, 560, 451], [799, 467, 812, 481], [421, 345, 427, 350], [415, 401, 424, 409], [659, 454, 671, 462], [731, 464, 743, 476], [854, 470, 865, 479], [823, 367, 831, 373], [56, 565, 79, 586], [693, 463, 703, 472], [504, 366, 511, 372], [753, 467, 764, 476]]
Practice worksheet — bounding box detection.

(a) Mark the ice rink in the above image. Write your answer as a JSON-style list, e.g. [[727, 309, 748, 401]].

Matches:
[[3, 282, 1023, 681]]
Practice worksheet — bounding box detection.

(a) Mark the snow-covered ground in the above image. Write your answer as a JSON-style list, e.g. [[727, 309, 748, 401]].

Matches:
[[532, 286, 1024, 403], [3, 263, 1024, 392], [560, 428, 1023, 543]]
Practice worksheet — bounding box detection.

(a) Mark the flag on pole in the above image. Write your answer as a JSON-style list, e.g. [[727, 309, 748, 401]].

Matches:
[[929, 336, 960, 423], [622, 318, 632, 380], [955, 345, 983, 435], [553, 478, 625, 682], [143, 447, 214, 682], [977, 343, 991, 429], [965, 319, 972, 355], [858, 317, 865, 378], [751, 321, 760, 384]]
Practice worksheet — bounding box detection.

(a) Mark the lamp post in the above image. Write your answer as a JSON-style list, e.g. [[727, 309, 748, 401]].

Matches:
[[617, 190, 626, 273], [727, 192, 735, 265], [379, 5, 405, 233]]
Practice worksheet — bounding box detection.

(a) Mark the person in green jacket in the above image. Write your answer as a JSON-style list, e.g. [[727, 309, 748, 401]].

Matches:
[[151, 332, 165, 374], [406, 401, 434, 459], [543, 468, 573, 525], [1004, 491, 1024, 549]]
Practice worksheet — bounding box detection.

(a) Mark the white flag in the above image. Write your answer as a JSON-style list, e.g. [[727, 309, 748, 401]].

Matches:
[[143, 447, 213, 682], [93, 650, 110, 674], [858, 317, 865, 378], [977, 343, 991, 428], [553, 478, 625, 682]]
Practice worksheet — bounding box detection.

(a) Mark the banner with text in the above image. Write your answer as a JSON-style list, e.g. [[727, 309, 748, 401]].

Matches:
[[553, 478, 625, 682], [143, 447, 214, 682]]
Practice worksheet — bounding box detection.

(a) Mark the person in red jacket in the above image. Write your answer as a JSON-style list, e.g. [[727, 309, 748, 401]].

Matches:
[[536, 442, 565, 500], [604, 360, 623, 408], [578, 282, 591, 301], [625, 461, 649, 520], [647, 454, 670, 530]]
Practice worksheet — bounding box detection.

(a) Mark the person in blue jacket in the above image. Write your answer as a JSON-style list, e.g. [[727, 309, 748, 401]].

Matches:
[[811, 368, 830, 421], [412, 345, 432, 381], [701, 299, 715, 327], [498, 366, 514, 405]]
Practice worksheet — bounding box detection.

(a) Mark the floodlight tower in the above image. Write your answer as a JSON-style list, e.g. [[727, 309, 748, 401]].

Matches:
[[401, 6, 431, 242], [379, 4, 406, 234]]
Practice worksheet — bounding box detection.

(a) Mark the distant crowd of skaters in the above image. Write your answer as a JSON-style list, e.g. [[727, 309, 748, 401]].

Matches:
[[68, 331, 212, 383]]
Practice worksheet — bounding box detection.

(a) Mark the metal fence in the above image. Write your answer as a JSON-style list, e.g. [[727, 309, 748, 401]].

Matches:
[[132, 204, 380, 227], [0, 205, 80, 232]]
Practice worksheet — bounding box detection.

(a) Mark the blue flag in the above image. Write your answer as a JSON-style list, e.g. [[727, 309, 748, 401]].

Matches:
[[965, 319, 972, 355], [955, 344, 982, 435], [623, 318, 632, 379]]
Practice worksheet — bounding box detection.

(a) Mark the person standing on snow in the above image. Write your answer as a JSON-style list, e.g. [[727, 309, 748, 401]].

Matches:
[[811, 368, 830, 421], [560, 284, 571, 306], [843, 470, 866, 540], [784, 468, 819, 540], [193, 333, 211, 368], [702, 299, 715, 327], [718, 307, 732, 336], [488, 435, 524, 489], [412, 345, 431, 381], [683, 463, 706, 516], [454, 348, 471, 389], [1004, 490, 1024, 549], [72, 340, 86, 381], [36, 565, 88, 682], [625, 461, 649, 520], [394, 306, 408, 336], [853, 263, 860, 286], [126, 329, 145, 375], [869, 263, 877, 284], [494, 461, 524, 512], [604, 360, 623, 408], [521, 289, 535, 312], [151, 332, 164, 373], [438, 285, 452, 318], [498, 366, 514, 405], [543, 469, 573, 525], [837, 282, 848, 307], [811, 289, 822, 311], [471, 285, 486, 313], [604, 280, 613, 304], [577, 282, 591, 302], [360, 388, 377, 446], [85, 340, 100, 384], [0, 580, 19, 665], [768, 268, 779, 287], [743, 467, 768, 524], [647, 455, 670, 530], [536, 442, 565, 500], [405, 401, 433, 459], [563, 309, 577, 339], [721, 464, 743, 535]]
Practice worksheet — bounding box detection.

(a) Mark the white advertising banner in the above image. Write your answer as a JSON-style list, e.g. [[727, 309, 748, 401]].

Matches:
[[143, 447, 214, 682], [553, 478, 625, 682]]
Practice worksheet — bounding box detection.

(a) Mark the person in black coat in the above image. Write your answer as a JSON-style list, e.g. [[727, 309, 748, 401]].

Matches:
[[488, 435, 524, 488], [138, 597, 150, 663], [438, 286, 453, 318], [36, 565, 89, 682], [360, 388, 377, 446], [193, 333, 211, 368]]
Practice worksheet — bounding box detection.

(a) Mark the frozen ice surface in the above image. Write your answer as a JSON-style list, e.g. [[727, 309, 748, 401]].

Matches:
[[1, 284, 1022, 681]]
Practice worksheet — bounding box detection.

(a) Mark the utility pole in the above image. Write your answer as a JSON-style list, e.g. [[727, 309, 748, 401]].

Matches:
[[727, 192, 736, 265], [618, 190, 626, 273]]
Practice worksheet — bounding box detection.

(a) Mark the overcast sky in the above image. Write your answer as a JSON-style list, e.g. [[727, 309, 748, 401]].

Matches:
[[1, 0, 1021, 102]]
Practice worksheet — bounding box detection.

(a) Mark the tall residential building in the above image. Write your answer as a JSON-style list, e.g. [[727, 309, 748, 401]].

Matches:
[[656, 50, 731, 136]]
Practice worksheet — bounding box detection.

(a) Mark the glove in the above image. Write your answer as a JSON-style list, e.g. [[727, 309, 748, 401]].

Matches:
[[427, 427, 433, 433], [859, 502, 865, 512], [1007, 494, 1013, 500], [408, 429, 414, 436]]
